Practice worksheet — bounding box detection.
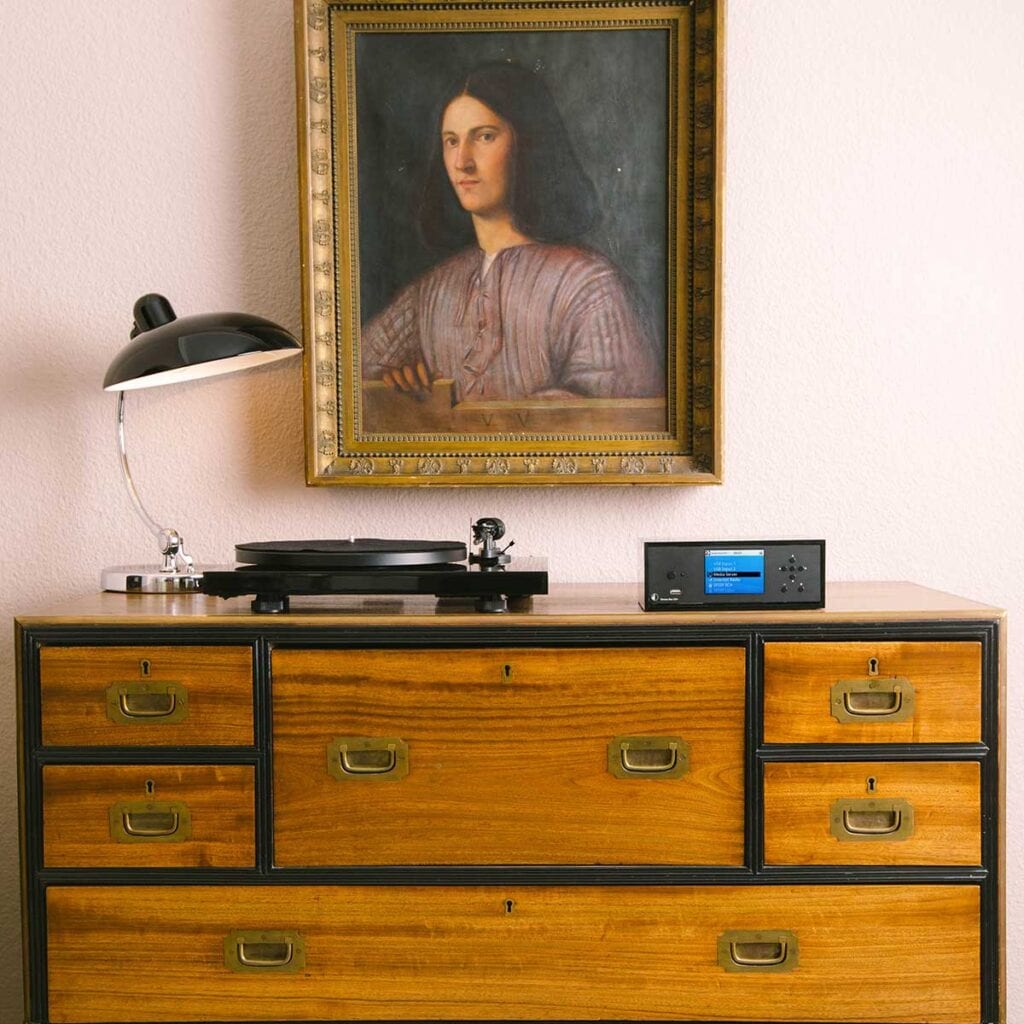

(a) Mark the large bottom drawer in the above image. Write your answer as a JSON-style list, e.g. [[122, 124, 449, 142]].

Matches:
[[46, 884, 979, 1023]]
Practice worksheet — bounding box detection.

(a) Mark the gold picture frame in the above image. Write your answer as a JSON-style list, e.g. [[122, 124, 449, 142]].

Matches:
[[296, 0, 722, 485]]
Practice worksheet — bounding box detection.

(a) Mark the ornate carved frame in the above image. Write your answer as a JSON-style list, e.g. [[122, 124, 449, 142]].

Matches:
[[296, 0, 722, 485]]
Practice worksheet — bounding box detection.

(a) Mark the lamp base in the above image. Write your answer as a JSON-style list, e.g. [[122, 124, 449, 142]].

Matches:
[[101, 566, 203, 594]]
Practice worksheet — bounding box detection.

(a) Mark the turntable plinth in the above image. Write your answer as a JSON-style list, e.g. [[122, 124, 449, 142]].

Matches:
[[200, 536, 548, 613]]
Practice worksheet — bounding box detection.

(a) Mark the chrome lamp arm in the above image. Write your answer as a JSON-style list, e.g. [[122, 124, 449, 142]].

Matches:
[[115, 390, 195, 576], [100, 292, 300, 593]]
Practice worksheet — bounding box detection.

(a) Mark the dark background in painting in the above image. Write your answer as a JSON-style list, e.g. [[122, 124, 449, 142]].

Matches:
[[354, 29, 669, 352]]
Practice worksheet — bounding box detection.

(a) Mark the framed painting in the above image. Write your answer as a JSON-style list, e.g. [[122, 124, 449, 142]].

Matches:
[[296, 0, 722, 485]]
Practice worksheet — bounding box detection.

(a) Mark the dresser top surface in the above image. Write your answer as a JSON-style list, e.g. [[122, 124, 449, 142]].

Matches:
[[14, 581, 1002, 629]]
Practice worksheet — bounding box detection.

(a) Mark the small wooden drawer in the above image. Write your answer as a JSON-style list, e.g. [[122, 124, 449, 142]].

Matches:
[[46, 883, 980, 1022], [763, 641, 981, 744], [42, 765, 256, 868], [764, 761, 981, 865], [272, 647, 746, 866], [39, 646, 254, 747]]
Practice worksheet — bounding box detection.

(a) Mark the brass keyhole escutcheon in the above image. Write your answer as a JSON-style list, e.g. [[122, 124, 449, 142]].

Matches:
[[140, 659, 152, 677], [867, 657, 879, 676], [145, 779, 156, 796], [501, 663, 513, 682], [866, 776, 877, 793]]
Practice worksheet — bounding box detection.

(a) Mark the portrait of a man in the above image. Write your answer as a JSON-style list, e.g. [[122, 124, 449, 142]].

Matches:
[[353, 30, 672, 436]]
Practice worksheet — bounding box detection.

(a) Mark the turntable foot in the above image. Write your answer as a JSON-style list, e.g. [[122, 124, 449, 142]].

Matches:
[[252, 594, 290, 613], [475, 594, 509, 613]]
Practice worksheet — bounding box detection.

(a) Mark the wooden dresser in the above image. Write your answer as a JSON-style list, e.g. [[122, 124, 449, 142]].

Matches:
[[15, 582, 1004, 1024]]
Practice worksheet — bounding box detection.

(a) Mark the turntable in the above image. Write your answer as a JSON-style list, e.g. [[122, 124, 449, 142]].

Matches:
[[201, 517, 547, 613]]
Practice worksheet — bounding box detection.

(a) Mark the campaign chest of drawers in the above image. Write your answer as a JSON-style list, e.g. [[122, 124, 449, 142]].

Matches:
[[16, 582, 1004, 1024]]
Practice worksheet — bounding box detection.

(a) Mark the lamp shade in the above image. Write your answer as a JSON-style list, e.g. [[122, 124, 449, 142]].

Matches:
[[102, 293, 301, 391]]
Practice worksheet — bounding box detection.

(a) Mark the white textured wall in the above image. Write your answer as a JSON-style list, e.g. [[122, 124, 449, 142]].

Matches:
[[2, 1, 1022, 1018]]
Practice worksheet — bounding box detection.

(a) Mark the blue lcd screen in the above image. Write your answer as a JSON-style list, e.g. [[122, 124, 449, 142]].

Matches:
[[704, 549, 765, 596]]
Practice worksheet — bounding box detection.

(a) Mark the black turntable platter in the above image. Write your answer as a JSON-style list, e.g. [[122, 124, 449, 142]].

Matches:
[[235, 539, 467, 569]]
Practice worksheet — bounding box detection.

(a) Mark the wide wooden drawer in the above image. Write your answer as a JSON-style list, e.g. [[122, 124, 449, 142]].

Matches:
[[271, 647, 745, 865], [763, 761, 981, 865], [46, 883, 980, 1023], [39, 646, 254, 746], [42, 765, 256, 868], [763, 641, 981, 743]]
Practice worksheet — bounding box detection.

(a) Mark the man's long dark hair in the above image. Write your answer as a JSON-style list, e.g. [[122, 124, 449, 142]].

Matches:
[[418, 61, 600, 252]]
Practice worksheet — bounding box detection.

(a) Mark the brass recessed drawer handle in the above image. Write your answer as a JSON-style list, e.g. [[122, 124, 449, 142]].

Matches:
[[608, 737, 689, 779], [623, 742, 678, 773], [105, 682, 189, 724], [124, 810, 179, 837], [845, 808, 901, 834], [730, 941, 789, 967], [717, 930, 799, 972], [327, 737, 409, 781], [224, 931, 305, 972], [831, 798, 915, 841], [109, 801, 192, 843], [120, 692, 176, 718], [830, 678, 915, 723]]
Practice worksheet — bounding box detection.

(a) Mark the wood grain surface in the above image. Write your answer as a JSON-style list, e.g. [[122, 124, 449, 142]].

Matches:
[[763, 641, 981, 743], [39, 646, 254, 746], [763, 761, 981, 866], [42, 765, 256, 868], [14, 581, 1004, 630], [272, 647, 745, 866], [46, 883, 980, 1022]]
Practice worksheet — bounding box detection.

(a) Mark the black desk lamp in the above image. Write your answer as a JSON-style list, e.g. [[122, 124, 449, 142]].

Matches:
[[101, 293, 301, 593]]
